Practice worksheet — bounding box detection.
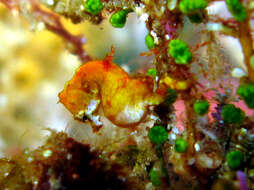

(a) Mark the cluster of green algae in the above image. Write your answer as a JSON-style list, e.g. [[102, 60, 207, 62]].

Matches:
[[2, 0, 254, 189], [107, 0, 254, 187]]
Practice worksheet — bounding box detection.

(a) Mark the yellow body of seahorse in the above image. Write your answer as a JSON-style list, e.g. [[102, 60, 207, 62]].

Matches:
[[58, 53, 166, 129]]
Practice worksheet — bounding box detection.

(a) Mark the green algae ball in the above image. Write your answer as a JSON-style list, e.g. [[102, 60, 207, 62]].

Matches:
[[193, 100, 209, 115], [237, 83, 254, 108], [188, 13, 203, 23], [148, 125, 168, 144], [149, 169, 161, 186], [174, 138, 188, 153], [226, 0, 247, 21], [145, 34, 155, 49], [85, 0, 103, 15], [179, 0, 208, 14], [221, 104, 245, 124], [226, 150, 244, 170], [164, 88, 178, 105], [147, 68, 157, 78], [168, 39, 192, 64], [110, 9, 132, 28]]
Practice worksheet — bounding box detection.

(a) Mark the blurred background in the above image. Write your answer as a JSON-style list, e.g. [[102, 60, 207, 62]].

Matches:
[[0, 3, 151, 157]]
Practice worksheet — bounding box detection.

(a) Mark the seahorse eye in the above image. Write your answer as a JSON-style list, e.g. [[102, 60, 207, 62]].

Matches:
[[82, 115, 88, 121]]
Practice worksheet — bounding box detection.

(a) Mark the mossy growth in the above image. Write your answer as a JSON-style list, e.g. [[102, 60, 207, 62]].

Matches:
[[110, 9, 132, 28], [225, 0, 247, 22], [174, 138, 188, 153], [193, 99, 209, 115], [84, 0, 103, 15], [117, 145, 139, 167], [0, 132, 135, 189], [237, 83, 254, 108], [168, 39, 192, 64], [148, 125, 168, 145], [149, 169, 161, 186], [226, 150, 244, 170], [145, 34, 155, 49], [221, 104, 245, 124], [164, 88, 178, 105], [250, 56, 254, 70], [0, 159, 32, 190], [179, 0, 208, 14]]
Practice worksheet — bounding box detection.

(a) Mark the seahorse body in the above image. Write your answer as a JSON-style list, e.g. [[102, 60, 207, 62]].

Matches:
[[59, 55, 165, 128]]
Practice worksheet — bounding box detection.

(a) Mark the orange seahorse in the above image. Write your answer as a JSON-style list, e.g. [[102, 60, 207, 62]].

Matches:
[[58, 51, 167, 130]]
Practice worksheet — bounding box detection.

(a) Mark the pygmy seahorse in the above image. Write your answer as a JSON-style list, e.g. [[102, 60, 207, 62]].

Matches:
[[58, 52, 166, 130]]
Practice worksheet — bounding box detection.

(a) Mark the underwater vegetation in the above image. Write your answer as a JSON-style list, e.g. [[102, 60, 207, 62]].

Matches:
[[0, 132, 141, 189], [0, 0, 254, 189]]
